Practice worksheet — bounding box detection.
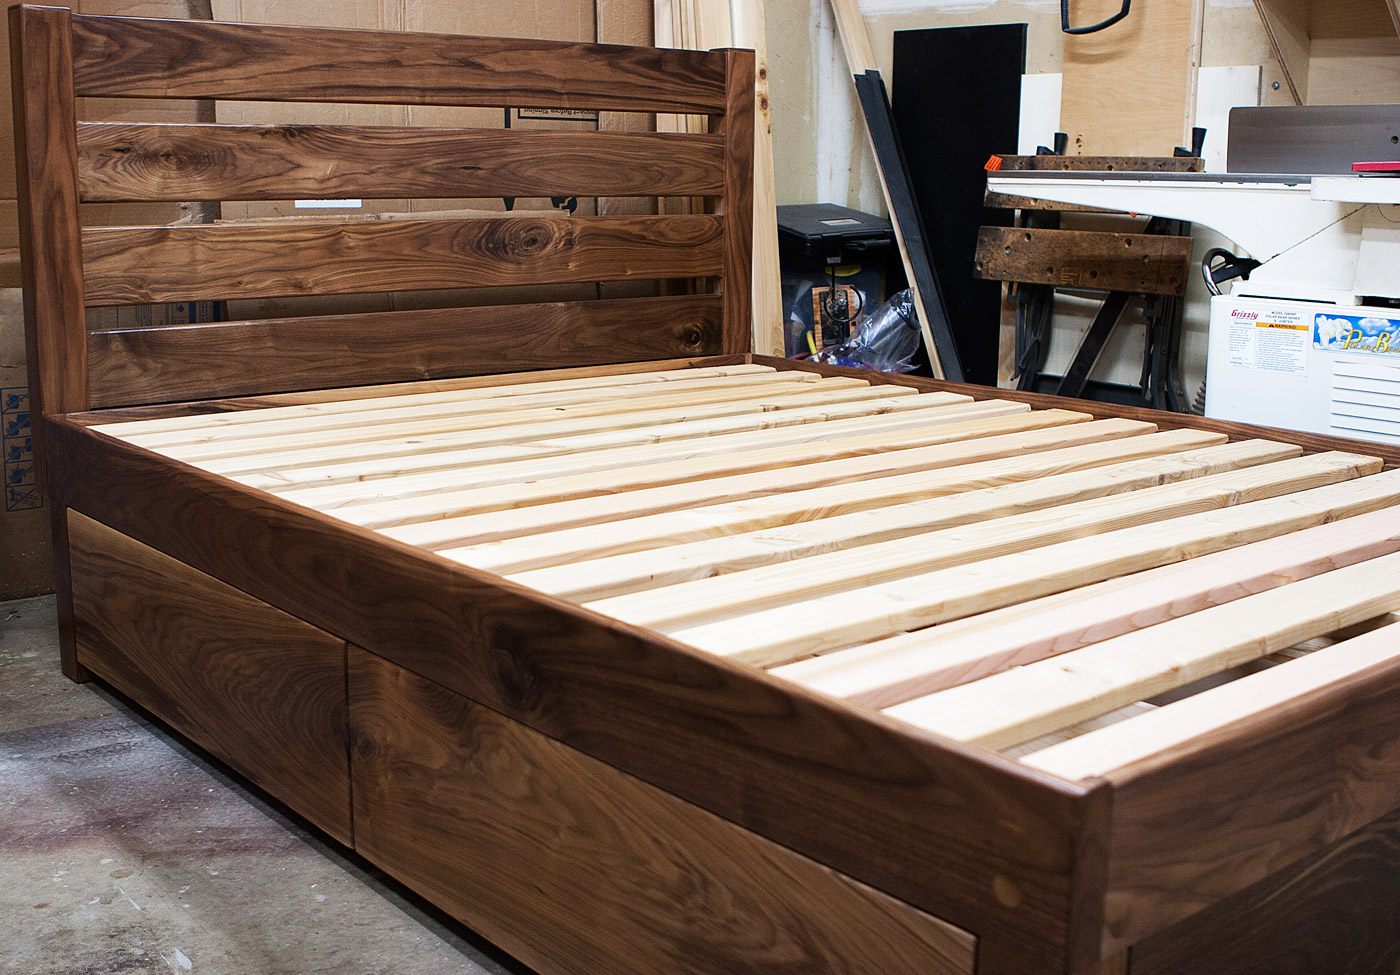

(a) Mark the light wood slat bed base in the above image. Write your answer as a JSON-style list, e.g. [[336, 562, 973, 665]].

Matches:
[[892, 552, 1400, 750], [188, 381, 894, 477], [81, 215, 727, 306], [98, 364, 792, 441], [776, 505, 1400, 709], [265, 405, 1083, 511], [1023, 622, 1400, 782], [661, 470, 1400, 666], [68, 13, 731, 114], [346, 416, 1155, 531], [86, 295, 731, 408], [591, 452, 1381, 631], [432, 428, 1237, 565], [230, 392, 998, 492], [162, 377, 877, 466], [76, 123, 728, 202]]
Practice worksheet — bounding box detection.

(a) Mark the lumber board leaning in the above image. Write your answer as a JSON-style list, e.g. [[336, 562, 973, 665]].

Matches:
[[87, 295, 730, 407], [67, 512, 351, 843], [776, 504, 1400, 708], [660, 468, 1400, 666], [1025, 622, 1400, 781], [268, 403, 1070, 511], [358, 416, 1153, 534], [892, 551, 1400, 750], [76, 123, 728, 202], [81, 215, 727, 305], [44, 416, 1105, 966], [439, 427, 1229, 569], [349, 649, 978, 975], [716, 48, 756, 356], [68, 13, 730, 114], [514, 440, 1297, 602], [593, 452, 1377, 630]]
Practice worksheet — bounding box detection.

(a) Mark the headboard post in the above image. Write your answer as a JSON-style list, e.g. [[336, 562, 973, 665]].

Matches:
[[716, 47, 755, 356], [9, 3, 88, 484]]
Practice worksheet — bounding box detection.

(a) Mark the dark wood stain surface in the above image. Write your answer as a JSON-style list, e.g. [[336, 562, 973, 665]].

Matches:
[[87, 294, 725, 407], [974, 227, 1191, 297], [349, 648, 978, 975], [1130, 808, 1400, 975], [67, 511, 352, 844], [69, 13, 729, 114], [81, 214, 726, 304], [76, 122, 727, 201], [45, 417, 1097, 967]]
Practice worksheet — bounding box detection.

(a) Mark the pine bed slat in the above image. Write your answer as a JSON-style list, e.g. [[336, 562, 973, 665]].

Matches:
[[159, 376, 866, 465], [507, 440, 1298, 602], [232, 393, 1002, 492], [114, 369, 820, 448], [660, 469, 1400, 667], [434, 428, 1232, 566], [774, 505, 1400, 709], [1020, 622, 1400, 781], [93, 363, 781, 438], [589, 452, 1379, 630], [189, 381, 894, 476], [349, 417, 1152, 532], [893, 552, 1400, 751], [267, 406, 1087, 511]]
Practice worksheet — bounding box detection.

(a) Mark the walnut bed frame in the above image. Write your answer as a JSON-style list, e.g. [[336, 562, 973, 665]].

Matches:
[[14, 7, 1400, 974]]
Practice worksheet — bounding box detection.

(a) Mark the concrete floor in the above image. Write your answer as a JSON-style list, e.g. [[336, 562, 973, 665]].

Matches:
[[0, 594, 537, 975]]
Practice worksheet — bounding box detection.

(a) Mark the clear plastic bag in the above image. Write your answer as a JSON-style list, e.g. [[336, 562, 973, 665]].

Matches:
[[812, 289, 920, 374]]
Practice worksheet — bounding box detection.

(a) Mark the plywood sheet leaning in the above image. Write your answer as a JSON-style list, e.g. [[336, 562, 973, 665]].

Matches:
[[1060, 0, 1205, 156]]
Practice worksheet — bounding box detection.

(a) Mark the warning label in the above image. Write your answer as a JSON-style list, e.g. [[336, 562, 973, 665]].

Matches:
[[1226, 307, 1309, 375]]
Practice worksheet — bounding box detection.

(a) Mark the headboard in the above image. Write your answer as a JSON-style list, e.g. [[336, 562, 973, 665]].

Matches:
[[10, 4, 755, 437]]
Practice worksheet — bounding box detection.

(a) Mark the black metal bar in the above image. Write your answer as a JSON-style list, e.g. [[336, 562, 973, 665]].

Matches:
[[1055, 290, 1132, 399], [852, 69, 964, 382]]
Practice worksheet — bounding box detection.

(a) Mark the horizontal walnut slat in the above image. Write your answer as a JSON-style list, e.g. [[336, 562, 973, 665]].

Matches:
[[69, 14, 728, 114], [87, 295, 725, 407], [81, 214, 724, 305], [76, 123, 727, 202]]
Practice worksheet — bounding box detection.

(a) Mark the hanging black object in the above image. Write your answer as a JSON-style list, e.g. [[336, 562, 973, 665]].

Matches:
[[1061, 0, 1130, 34]]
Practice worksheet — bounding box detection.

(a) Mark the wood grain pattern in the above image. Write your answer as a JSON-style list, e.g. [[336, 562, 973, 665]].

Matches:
[[756, 355, 1400, 470], [81, 214, 726, 305], [46, 418, 1100, 966], [349, 648, 978, 975], [66, 511, 351, 844], [1097, 611, 1400, 952], [717, 48, 755, 355], [895, 552, 1400, 750], [87, 295, 726, 407], [1129, 807, 1400, 975], [68, 13, 730, 114], [595, 452, 1376, 633], [10, 5, 88, 462], [76, 122, 727, 202], [974, 227, 1192, 297], [440, 429, 1231, 572], [776, 503, 1400, 709], [358, 416, 1150, 535], [994, 156, 1205, 173], [661, 469, 1400, 665]]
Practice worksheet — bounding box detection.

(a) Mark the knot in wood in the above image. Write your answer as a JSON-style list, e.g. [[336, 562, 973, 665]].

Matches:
[[488, 637, 542, 712]]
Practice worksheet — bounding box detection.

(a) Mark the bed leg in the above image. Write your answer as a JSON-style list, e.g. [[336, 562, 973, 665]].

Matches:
[[49, 504, 90, 683]]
